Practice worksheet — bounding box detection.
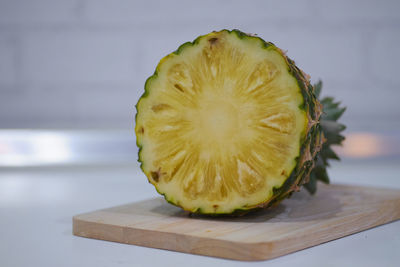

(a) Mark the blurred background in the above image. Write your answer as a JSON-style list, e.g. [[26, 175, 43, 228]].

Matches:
[[1, 2, 400, 266], [0, 0, 399, 174]]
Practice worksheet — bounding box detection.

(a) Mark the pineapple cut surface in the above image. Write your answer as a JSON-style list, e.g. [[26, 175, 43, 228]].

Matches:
[[135, 30, 310, 214]]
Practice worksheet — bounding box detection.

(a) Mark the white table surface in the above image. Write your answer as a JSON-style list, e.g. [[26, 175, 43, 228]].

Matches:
[[1, 161, 399, 267]]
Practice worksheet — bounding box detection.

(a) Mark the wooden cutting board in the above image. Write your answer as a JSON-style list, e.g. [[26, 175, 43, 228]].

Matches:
[[73, 184, 400, 261]]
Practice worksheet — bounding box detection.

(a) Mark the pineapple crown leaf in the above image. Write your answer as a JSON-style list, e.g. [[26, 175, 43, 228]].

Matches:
[[313, 80, 323, 98], [304, 80, 346, 194]]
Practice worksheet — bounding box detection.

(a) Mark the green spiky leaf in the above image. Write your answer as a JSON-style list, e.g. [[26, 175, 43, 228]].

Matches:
[[304, 172, 317, 194], [313, 80, 323, 98]]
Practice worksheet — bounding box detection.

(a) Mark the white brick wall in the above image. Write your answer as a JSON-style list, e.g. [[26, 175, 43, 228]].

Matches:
[[21, 31, 138, 84], [0, 33, 17, 86], [317, 0, 400, 22], [75, 86, 137, 128], [83, 0, 312, 25], [0, 0, 81, 24], [370, 29, 400, 85], [0, 0, 399, 132], [0, 90, 77, 128]]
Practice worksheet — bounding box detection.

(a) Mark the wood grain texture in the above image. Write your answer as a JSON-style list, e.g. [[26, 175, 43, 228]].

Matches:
[[73, 184, 400, 261]]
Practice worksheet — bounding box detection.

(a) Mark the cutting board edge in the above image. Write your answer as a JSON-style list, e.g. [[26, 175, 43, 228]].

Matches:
[[73, 216, 278, 261], [72, 210, 400, 261]]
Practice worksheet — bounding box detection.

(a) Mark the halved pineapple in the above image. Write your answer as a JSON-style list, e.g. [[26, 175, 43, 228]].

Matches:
[[135, 30, 323, 214]]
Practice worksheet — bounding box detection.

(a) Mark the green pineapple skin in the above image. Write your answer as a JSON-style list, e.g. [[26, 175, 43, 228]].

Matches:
[[303, 81, 346, 194], [135, 29, 346, 215]]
